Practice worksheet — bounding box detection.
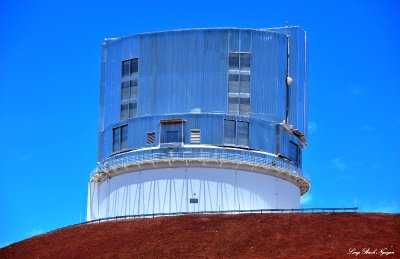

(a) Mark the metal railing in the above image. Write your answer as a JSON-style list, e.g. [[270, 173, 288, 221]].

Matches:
[[83, 207, 358, 224], [92, 147, 305, 179]]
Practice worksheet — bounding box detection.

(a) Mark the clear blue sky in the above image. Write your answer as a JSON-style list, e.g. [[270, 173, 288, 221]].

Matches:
[[1, 0, 399, 247]]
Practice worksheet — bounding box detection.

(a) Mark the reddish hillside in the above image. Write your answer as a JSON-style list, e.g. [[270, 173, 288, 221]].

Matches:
[[1, 213, 399, 258]]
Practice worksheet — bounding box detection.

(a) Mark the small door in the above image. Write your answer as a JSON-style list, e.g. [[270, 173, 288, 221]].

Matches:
[[160, 120, 185, 144], [166, 130, 179, 143]]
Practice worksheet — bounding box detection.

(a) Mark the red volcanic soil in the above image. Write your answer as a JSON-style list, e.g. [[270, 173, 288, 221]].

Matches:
[[1, 213, 399, 258]]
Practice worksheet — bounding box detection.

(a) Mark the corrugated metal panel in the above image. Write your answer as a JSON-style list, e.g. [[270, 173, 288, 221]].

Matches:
[[295, 28, 306, 136], [277, 125, 301, 166], [304, 31, 309, 137], [102, 37, 140, 129], [250, 30, 287, 123], [228, 30, 240, 51], [100, 114, 286, 161], [98, 43, 107, 162], [98, 28, 307, 162], [139, 29, 229, 116], [268, 26, 308, 135], [249, 118, 277, 153], [289, 28, 301, 133]]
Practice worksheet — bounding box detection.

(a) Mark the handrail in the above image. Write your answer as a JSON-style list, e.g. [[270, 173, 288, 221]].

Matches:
[[83, 207, 358, 225], [91, 147, 306, 181], [45, 207, 358, 235]]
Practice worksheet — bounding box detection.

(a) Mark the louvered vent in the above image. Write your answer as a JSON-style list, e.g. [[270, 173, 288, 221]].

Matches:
[[190, 129, 200, 143], [147, 132, 155, 144]]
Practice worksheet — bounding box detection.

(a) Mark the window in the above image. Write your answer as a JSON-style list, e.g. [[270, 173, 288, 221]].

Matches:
[[147, 132, 155, 145], [190, 129, 201, 143], [122, 60, 130, 77], [237, 121, 249, 146], [223, 120, 236, 145], [288, 141, 299, 163], [224, 119, 249, 147], [121, 58, 138, 120], [113, 125, 128, 152], [228, 52, 250, 115]]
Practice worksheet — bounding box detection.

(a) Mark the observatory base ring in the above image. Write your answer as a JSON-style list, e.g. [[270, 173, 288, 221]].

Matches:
[[87, 148, 310, 220], [87, 167, 301, 220]]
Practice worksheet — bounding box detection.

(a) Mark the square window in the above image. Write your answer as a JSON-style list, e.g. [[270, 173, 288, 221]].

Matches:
[[160, 121, 185, 144], [223, 120, 249, 147], [229, 53, 239, 70], [121, 81, 130, 100], [122, 60, 130, 77]]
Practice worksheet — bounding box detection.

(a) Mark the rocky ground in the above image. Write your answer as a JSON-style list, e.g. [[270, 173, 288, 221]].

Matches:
[[1, 213, 399, 258]]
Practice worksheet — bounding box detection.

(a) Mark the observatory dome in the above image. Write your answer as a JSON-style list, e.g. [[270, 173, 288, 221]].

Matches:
[[87, 27, 309, 220]]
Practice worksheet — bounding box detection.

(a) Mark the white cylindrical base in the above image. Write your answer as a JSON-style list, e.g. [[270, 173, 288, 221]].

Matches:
[[87, 167, 300, 220]]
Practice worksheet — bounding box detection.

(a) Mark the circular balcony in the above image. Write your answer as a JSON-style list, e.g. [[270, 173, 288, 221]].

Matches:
[[91, 146, 310, 195]]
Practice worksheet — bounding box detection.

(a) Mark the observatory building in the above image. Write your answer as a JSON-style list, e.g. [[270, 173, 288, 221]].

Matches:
[[87, 27, 309, 220]]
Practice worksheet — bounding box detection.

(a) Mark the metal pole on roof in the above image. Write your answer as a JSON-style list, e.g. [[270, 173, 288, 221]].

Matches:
[[285, 36, 291, 124]]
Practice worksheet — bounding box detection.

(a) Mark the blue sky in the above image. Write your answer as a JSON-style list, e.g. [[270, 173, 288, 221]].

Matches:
[[1, 0, 399, 247]]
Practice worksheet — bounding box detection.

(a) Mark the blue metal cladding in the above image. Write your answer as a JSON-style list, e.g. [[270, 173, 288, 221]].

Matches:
[[250, 31, 287, 123], [98, 28, 308, 164], [138, 30, 230, 116], [269, 27, 308, 135], [100, 114, 225, 158]]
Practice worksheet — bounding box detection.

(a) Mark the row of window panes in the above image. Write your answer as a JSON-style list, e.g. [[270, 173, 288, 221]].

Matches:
[[112, 123, 299, 164], [228, 52, 250, 116], [120, 101, 137, 120], [121, 79, 138, 101], [229, 53, 250, 71], [122, 59, 138, 78], [223, 119, 249, 147], [228, 74, 250, 93], [113, 127, 201, 151], [228, 96, 250, 115], [121, 58, 138, 120], [112, 121, 249, 152]]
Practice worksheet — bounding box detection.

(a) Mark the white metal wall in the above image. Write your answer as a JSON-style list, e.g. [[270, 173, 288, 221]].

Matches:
[[87, 168, 300, 220]]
